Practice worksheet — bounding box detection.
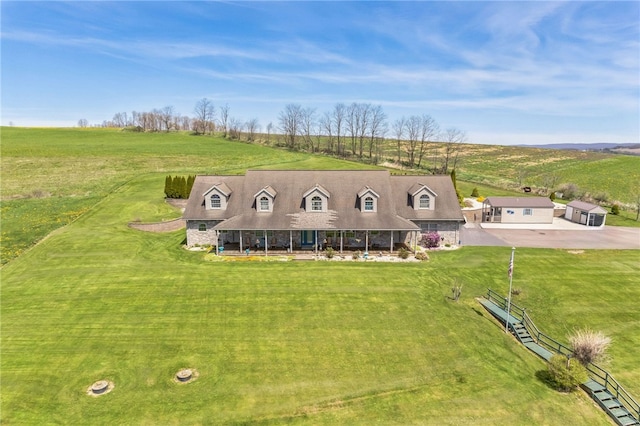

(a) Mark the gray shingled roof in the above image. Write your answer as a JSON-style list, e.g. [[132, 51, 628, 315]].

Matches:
[[567, 200, 607, 214], [183, 170, 464, 230], [484, 196, 555, 208]]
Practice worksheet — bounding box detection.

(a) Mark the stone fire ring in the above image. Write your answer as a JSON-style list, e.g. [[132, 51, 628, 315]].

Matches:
[[174, 368, 199, 384], [86, 380, 114, 396]]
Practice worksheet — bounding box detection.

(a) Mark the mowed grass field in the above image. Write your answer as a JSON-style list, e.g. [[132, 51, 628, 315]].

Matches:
[[1, 127, 639, 424], [2, 173, 638, 424]]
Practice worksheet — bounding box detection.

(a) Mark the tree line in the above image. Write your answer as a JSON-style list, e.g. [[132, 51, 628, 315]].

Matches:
[[88, 98, 466, 174], [277, 102, 465, 173]]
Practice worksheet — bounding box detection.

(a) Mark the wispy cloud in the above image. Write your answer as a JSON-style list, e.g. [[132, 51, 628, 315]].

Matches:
[[2, 1, 637, 144]]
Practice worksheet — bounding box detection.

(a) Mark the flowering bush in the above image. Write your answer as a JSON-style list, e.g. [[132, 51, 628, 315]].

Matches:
[[422, 232, 440, 248]]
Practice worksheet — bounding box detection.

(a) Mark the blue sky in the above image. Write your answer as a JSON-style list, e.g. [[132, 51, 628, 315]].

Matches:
[[2, 1, 638, 145]]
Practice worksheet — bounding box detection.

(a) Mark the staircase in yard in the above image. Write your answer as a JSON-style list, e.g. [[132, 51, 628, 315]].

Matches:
[[583, 380, 640, 426], [480, 289, 639, 426]]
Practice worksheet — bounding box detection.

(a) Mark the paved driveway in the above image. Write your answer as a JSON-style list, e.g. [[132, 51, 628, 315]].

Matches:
[[460, 222, 640, 249]]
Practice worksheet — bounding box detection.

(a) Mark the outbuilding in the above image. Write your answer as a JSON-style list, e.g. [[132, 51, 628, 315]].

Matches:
[[482, 196, 555, 224], [565, 200, 607, 227]]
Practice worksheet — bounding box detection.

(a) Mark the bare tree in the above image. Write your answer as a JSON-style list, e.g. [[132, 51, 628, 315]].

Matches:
[[179, 115, 191, 131], [245, 118, 260, 141], [320, 111, 334, 153], [392, 117, 406, 166], [356, 103, 371, 158], [367, 105, 387, 161], [218, 104, 230, 138], [77, 118, 88, 128], [441, 128, 466, 174], [228, 117, 242, 140], [160, 106, 175, 132], [405, 115, 422, 168], [313, 121, 324, 153], [193, 98, 215, 135], [331, 103, 346, 157], [416, 115, 439, 168], [112, 112, 126, 128], [278, 103, 303, 149], [345, 103, 370, 157], [266, 122, 273, 144], [300, 107, 317, 152]]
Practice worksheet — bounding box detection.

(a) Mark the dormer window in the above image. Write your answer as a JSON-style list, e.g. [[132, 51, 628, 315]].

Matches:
[[303, 184, 330, 213], [409, 183, 437, 211], [254, 185, 277, 213], [364, 197, 374, 211], [312, 196, 323, 211], [419, 194, 430, 209], [204, 182, 232, 210], [211, 194, 221, 209], [260, 196, 270, 211], [357, 186, 379, 213]]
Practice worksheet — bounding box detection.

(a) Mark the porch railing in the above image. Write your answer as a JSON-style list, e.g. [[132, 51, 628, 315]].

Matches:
[[484, 289, 639, 423]]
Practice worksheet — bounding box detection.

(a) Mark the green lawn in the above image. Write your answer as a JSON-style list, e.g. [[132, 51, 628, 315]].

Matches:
[[2, 173, 637, 424], [1, 128, 639, 424]]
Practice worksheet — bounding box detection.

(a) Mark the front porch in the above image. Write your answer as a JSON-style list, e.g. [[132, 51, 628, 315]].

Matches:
[[213, 229, 421, 255], [216, 242, 411, 257]]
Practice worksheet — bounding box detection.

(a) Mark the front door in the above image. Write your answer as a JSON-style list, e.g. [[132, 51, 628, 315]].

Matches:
[[301, 230, 316, 248]]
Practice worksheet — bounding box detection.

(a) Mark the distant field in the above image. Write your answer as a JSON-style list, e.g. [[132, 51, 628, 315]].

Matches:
[[450, 143, 639, 206], [1, 173, 637, 424]]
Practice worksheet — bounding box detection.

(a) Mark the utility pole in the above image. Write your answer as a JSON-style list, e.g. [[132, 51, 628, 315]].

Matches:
[[505, 247, 516, 334]]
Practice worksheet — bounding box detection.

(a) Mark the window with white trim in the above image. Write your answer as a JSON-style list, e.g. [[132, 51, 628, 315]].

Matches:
[[211, 194, 221, 208], [311, 196, 322, 211], [523, 208, 533, 216], [259, 196, 269, 211], [364, 197, 374, 211], [198, 223, 207, 232], [419, 194, 430, 209]]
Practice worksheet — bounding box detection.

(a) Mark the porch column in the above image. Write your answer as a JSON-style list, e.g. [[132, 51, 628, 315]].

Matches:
[[365, 230, 369, 253], [239, 231, 243, 252], [289, 230, 293, 253], [315, 230, 318, 254], [340, 230, 344, 253], [390, 231, 394, 252], [264, 231, 268, 256]]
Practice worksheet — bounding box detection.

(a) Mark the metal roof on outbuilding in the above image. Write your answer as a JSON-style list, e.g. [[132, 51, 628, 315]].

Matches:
[[483, 196, 555, 208], [567, 200, 608, 214]]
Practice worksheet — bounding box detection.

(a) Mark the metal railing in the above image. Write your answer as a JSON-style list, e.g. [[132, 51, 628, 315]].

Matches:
[[484, 289, 639, 423]]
